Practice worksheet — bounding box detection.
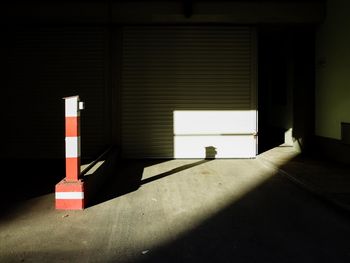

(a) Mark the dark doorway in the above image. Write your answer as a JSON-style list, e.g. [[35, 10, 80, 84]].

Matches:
[[258, 28, 291, 154]]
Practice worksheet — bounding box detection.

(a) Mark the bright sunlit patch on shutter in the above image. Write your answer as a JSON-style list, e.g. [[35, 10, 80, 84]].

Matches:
[[173, 110, 257, 158]]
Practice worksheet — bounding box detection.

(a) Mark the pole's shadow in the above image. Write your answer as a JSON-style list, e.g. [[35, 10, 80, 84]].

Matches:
[[89, 146, 217, 207]]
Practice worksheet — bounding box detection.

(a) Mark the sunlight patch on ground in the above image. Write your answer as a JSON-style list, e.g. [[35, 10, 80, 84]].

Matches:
[[128, 148, 300, 251]]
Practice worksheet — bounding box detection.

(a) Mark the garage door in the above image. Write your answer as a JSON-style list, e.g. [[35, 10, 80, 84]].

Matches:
[[121, 26, 256, 158]]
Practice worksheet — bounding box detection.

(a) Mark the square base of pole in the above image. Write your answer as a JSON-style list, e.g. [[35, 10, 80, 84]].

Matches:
[[55, 179, 85, 210]]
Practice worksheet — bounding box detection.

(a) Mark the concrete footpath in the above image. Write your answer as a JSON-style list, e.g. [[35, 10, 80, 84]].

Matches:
[[259, 146, 350, 212], [1, 147, 350, 262]]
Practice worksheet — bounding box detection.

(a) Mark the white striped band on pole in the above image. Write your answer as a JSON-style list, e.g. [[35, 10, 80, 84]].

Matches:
[[55, 192, 84, 200]]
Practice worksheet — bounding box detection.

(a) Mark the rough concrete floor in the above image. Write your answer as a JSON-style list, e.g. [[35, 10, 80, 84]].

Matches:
[[259, 146, 350, 210], [1, 147, 350, 262]]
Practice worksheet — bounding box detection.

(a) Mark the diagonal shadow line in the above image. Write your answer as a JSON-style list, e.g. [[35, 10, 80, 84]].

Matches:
[[140, 159, 211, 185], [88, 147, 218, 208]]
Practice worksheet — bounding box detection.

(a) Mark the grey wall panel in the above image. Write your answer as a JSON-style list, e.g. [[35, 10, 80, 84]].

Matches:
[[121, 26, 255, 158], [6, 27, 109, 159]]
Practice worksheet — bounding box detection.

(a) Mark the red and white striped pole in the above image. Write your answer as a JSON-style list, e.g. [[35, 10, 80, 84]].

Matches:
[[55, 95, 85, 210], [64, 95, 82, 181]]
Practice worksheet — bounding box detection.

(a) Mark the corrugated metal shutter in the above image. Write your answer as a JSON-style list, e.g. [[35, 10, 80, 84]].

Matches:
[[7, 27, 109, 159], [122, 26, 256, 158]]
